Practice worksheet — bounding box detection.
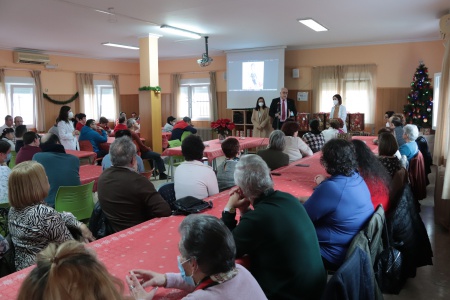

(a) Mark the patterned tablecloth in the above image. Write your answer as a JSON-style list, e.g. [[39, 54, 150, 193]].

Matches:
[[66, 149, 97, 165], [0, 135, 376, 299], [79, 165, 103, 192]]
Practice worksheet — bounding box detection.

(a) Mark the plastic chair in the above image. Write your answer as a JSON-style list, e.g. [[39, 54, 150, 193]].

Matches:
[[167, 140, 184, 182], [157, 182, 176, 211], [79, 140, 102, 164], [8, 151, 16, 169], [55, 181, 95, 223], [181, 131, 192, 141]]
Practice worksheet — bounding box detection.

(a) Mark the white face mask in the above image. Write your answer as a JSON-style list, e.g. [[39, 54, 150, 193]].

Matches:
[[333, 100, 339, 106], [68, 112, 74, 118], [258, 102, 264, 107]]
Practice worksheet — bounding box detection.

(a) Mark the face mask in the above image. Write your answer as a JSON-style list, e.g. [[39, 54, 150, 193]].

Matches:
[[68, 112, 74, 118], [6, 153, 11, 161], [333, 100, 339, 106], [177, 256, 195, 286], [258, 102, 264, 107]]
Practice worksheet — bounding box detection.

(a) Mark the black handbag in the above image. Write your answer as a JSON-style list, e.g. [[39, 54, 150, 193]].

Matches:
[[172, 196, 213, 215], [374, 220, 405, 294]]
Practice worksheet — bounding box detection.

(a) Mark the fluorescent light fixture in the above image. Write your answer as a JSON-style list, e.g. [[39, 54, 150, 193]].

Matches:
[[298, 19, 328, 32], [102, 42, 139, 50], [160, 25, 202, 39], [95, 9, 115, 15]]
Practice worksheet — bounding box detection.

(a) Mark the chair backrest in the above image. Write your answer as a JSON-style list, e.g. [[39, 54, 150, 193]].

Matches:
[[157, 182, 176, 210], [55, 181, 95, 222], [168, 139, 182, 148], [8, 151, 16, 169], [79, 140, 94, 152], [181, 131, 192, 141]]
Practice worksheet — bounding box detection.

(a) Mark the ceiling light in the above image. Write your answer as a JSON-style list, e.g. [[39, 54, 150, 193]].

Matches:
[[298, 19, 328, 32], [102, 42, 139, 50], [160, 25, 202, 39]]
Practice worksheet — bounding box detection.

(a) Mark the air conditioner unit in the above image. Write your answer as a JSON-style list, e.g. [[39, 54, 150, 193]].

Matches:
[[13, 51, 50, 64]]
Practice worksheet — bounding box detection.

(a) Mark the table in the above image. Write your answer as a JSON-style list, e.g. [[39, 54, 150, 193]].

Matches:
[[79, 165, 103, 192], [100, 136, 146, 152], [66, 149, 97, 165]]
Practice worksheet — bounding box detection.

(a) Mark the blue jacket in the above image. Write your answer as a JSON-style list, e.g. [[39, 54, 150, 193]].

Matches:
[[79, 126, 107, 154]]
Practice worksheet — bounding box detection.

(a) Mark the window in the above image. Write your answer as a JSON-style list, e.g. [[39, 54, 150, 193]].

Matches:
[[180, 78, 210, 121], [93, 80, 116, 121], [3, 77, 35, 126]]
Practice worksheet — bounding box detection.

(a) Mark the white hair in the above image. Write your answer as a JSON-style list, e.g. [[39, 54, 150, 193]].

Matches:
[[234, 154, 273, 200], [403, 124, 419, 141]]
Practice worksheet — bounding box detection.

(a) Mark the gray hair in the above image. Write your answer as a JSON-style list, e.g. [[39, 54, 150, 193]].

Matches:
[[268, 130, 286, 151], [179, 215, 236, 275], [234, 154, 273, 200], [403, 124, 419, 141], [126, 118, 136, 129], [109, 137, 136, 167]]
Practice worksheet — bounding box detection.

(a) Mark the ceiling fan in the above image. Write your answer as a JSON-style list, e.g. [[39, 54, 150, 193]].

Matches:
[[197, 36, 213, 67]]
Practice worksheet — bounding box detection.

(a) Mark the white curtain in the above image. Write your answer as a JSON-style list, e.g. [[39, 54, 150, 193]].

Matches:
[[172, 74, 181, 119], [209, 71, 218, 121], [434, 38, 450, 199], [30, 70, 45, 131], [110, 74, 121, 121], [76, 73, 95, 118], [312, 66, 342, 113], [0, 69, 8, 119]]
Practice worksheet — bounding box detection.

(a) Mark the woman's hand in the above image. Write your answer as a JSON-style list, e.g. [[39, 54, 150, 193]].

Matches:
[[126, 271, 159, 300], [129, 269, 167, 288], [73, 130, 80, 136], [79, 224, 95, 243], [314, 174, 327, 185]]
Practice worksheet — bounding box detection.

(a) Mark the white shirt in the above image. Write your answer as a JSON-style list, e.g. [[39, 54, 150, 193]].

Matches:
[[283, 136, 313, 163], [322, 128, 339, 143], [174, 160, 219, 200], [330, 105, 348, 133], [0, 166, 11, 204]]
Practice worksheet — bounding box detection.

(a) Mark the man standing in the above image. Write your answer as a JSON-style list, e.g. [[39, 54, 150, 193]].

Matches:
[[0, 115, 13, 132], [15, 132, 41, 164], [97, 137, 171, 233], [269, 87, 297, 130]]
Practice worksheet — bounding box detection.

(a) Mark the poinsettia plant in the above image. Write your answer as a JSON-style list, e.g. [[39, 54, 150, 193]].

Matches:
[[210, 118, 235, 136]]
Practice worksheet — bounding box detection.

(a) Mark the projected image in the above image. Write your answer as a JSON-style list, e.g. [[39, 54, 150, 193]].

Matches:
[[242, 61, 264, 90]]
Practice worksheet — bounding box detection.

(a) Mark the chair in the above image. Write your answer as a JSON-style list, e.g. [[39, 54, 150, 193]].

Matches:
[[79, 140, 102, 164], [0, 203, 10, 237], [8, 151, 16, 169], [181, 131, 192, 141], [55, 181, 95, 223], [0, 234, 16, 278], [157, 182, 176, 211], [408, 151, 427, 201], [167, 140, 185, 181]]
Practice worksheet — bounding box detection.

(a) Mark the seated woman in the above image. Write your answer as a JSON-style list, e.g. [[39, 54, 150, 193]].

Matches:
[[220, 155, 326, 299], [175, 135, 219, 200], [163, 116, 176, 132], [17, 241, 123, 300], [0, 128, 15, 164], [281, 121, 313, 163], [217, 137, 240, 192], [8, 161, 94, 270], [0, 140, 12, 204], [321, 119, 341, 143], [352, 139, 390, 211], [399, 124, 420, 162], [256, 130, 289, 170], [302, 119, 325, 153], [127, 214, 267, 300], [304, 139, 374, 271]]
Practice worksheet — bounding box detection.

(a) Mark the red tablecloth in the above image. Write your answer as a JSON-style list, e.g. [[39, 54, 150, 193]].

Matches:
[[100, 136, 146, 152], [79, 165, 103, 192], [66, 149, 97, 165], [162, 137, 269, 162], [162, 132, 172, 149]]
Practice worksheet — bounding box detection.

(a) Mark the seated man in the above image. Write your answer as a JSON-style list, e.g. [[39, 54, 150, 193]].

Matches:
[[14, 116, 24, 128], [217, 137, 240, 192], [102, 130, 145, 173], [32, 133, 81, 207], [75, 113, 87, 132], [0, 115, 13, 132], [14, 125, 27, 153], [15, 132, 41, 165], [97, 136, 171, 233], [113, 115, 127, 133], [170, 117, 197, 141], [97, 117, 112, 135], [79, 119, 108, 159], [175, 135, 219, 199]]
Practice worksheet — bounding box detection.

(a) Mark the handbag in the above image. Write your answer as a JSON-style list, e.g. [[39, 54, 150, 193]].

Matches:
[[374, 220, 405, 294], [172, 196, 213, 215]]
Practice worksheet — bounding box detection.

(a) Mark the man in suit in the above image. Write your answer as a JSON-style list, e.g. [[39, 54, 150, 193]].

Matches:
[[269, 87, 297, 129]]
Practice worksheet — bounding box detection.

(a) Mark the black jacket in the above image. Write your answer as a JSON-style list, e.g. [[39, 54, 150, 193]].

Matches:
[[269, 97, 297, 129]]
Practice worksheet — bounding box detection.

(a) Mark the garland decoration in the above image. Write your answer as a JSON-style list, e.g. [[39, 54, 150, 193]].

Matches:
[[139, 86, 161, 94], [43, 92, 79, 105]]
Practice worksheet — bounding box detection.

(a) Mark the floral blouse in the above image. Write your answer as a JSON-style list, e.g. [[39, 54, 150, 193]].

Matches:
[[8, 204, 82, 270], [378, 156, 402, 177]]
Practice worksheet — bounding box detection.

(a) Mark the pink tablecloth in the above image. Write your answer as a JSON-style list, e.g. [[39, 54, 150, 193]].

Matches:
[[66, 149, 97, 164], [162, 137, 269, 162], [162, 132, 172, 149], [79, 165, 103, 192]]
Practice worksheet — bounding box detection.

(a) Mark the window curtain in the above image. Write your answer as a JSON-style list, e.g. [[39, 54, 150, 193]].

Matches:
[[76, 73, 95, 118], [0, 69, 8, 119], [312, 66, 343, 113], [110, 74, 121, 120], [434, 38, 450, 199], [30, 70, 45, 131], [209, 71, 218, 121], [172, 74, 181, 119]]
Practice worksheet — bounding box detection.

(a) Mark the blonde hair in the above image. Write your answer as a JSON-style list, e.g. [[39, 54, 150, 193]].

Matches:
[[8, 161, 49, 209], [17, 240, 124, 300]]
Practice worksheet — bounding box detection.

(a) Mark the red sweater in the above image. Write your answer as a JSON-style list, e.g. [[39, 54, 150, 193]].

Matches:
[[365, 177, 390, 212], [113, 123, 128, 133]]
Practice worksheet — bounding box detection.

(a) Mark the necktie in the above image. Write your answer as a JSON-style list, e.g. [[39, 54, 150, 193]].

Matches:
[[281, 100, 286, 121]]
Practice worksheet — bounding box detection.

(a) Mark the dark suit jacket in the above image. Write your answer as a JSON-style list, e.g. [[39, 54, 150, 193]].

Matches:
[[269, 97, 297, 129]]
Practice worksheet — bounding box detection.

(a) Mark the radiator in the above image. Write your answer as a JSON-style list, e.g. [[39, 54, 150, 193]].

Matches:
[[196, 127, 213, 141]]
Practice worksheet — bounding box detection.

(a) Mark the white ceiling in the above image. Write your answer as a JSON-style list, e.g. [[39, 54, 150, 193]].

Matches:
[[0, 0, 448, 62]]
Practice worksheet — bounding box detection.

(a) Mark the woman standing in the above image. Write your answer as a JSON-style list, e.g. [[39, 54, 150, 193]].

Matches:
[[330, 94, 347, 133], [251, 97, 271, 138], [57, 105, 79, 150]]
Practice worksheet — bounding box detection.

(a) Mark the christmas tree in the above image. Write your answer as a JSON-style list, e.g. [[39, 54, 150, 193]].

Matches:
[[403, 62, 433, 128]]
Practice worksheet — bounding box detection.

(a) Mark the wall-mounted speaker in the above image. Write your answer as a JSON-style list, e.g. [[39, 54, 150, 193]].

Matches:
[[292, 68, 300, 78]]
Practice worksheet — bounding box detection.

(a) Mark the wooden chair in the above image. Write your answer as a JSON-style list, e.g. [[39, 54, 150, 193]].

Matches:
[[55, 181, 95, 223]]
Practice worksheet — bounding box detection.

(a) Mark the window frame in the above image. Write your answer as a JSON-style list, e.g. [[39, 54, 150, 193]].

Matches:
[[180, 78, 211, 121], [4, 77, 36, 127]]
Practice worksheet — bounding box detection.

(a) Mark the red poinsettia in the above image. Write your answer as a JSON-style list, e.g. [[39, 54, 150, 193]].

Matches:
[[211, 118, 235, 136]]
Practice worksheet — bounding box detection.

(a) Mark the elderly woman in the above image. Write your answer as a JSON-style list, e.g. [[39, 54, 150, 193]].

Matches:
[[302, 119, 325, 153], [399, 124, 420, 162], [127, 214, 266, 300], [220, 155, 326, 299], [281, 121, 313, 162], [8, 161, 94, 270], [256, 130, 289, 170], [217, 137, 240, 192], [18, 241, 123, 300], [304, 139, 373, 271]]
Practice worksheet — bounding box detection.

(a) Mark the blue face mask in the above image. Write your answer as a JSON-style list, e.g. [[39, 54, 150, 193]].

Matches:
[[6, 153, 11, 162], [177, 256, 196, 286]]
